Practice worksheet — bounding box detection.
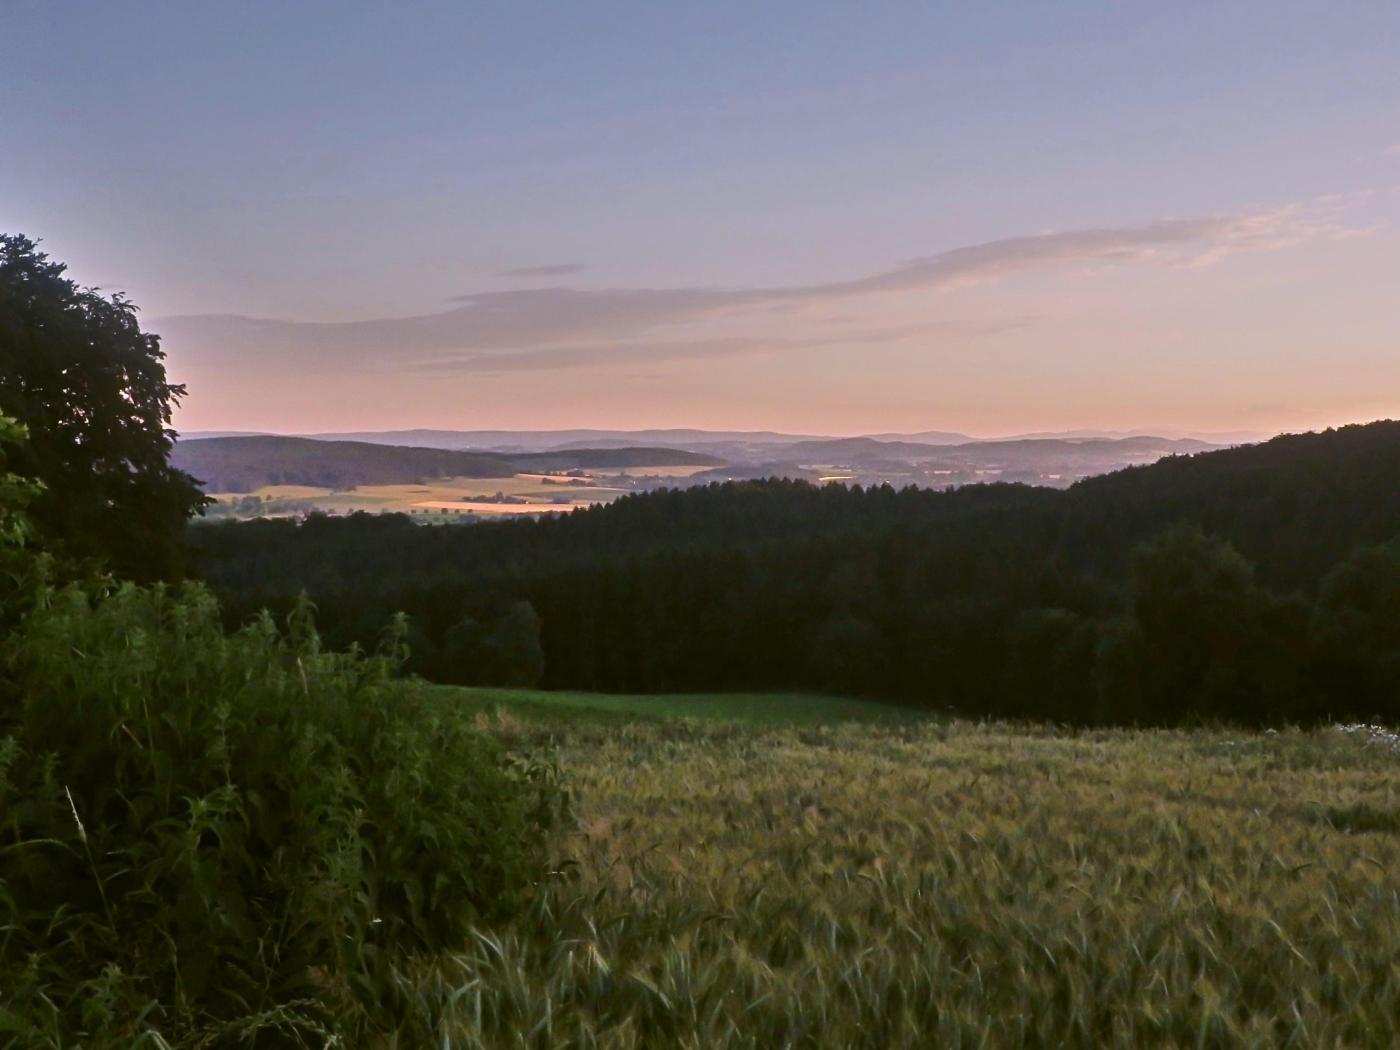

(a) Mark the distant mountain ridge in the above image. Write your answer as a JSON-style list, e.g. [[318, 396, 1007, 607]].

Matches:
[[780, 435, 1217, 463], [172, 436, 722, 492], [178, 426, 1265, 457]]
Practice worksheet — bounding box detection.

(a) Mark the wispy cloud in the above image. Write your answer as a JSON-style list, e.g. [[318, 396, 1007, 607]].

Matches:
[[157, 203, 1356, 374], [501, 263, 589, 277], [1184, 201, 1362, 266], [408, 319, 1033, 374], [1385, 144, 1400, 158]]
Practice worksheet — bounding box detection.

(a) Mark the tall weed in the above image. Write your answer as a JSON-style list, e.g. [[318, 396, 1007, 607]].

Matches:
[[0, 584, 564, 1046]]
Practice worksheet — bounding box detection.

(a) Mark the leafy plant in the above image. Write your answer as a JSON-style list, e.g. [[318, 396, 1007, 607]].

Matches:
[[0, 415, 48, 624], [0, 583, 565, 1046]]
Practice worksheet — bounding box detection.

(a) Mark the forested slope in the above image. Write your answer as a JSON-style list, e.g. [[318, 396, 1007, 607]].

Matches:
[[190, 421, 1400, 724]]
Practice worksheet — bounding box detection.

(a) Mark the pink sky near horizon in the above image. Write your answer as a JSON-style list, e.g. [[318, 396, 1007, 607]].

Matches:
[[158, 195, 1400, 438], [8, 4, 1400, 439]]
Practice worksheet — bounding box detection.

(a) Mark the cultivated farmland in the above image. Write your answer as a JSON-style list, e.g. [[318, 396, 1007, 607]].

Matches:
[[205, 474, 625, 518], [391, 696, 1400, 1048]]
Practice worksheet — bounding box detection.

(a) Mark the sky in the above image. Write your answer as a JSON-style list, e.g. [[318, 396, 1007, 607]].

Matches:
[[4, 1, 1399, 437]]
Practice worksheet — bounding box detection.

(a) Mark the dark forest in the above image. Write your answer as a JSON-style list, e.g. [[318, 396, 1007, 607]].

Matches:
[[192, 420, 1400, 726]]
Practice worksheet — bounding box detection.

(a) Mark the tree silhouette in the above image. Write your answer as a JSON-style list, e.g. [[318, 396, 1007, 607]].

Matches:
[[0, 234, 206, 579]]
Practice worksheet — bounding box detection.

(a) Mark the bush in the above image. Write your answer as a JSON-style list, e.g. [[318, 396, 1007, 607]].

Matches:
[[0, 584, 565, 1046]]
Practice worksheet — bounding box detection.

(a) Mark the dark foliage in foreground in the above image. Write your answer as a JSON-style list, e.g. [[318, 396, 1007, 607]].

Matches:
[[0, 234, 207, 581], [1, 423, 565, 1045], [0, 584, 565, 1046], [191, 421, 1400, 726], [1, 235, 571, 1042]]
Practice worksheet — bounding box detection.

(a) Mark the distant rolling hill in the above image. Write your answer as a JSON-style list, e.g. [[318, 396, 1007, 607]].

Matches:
[[782, 435, 1218, 463], [172, 436, 723, 492], [687, 434, 1225, 486], [303, 428, 836, 452], [177, 426, 1259, 454]]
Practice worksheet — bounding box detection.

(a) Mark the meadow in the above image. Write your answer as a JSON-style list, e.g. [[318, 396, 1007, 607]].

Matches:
[[389, 692, 1400, 1049]]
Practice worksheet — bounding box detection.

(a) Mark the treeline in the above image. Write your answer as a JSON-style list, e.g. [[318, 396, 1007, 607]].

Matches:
[[190, 421, 1400, 725]]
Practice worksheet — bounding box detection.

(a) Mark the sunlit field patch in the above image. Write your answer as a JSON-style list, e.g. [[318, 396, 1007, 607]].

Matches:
[[207, 475, 631, 517], [396, 705, 1400, 1048]]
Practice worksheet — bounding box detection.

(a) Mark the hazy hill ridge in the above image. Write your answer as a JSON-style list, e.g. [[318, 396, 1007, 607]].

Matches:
[[777, 435, 1217, 462], [172, 435, 722, 492], [178, 427, 1268, 454]]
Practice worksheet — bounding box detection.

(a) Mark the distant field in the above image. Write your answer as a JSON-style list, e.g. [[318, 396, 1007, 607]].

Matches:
[[205, 464, 748, 519], [207, 474, 631, 517], [405, 691, 1400, 1047], [512, 472, 597, 483], [242, 483, 336, 499]]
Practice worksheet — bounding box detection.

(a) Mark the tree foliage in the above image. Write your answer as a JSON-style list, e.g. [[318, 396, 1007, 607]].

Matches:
[[0, 234, 205, 580], [0, 416, 47, 620], [1096, 526, 1310, 724], [1310, 540, 1400, 719], [0, 419, 566, 1044], [439, 600, 545, 687]]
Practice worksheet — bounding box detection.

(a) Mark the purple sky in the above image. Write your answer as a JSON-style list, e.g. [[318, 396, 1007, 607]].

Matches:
[[5, 2, 1399, 435]]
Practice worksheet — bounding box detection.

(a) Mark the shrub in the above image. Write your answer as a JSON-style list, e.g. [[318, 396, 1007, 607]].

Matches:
[[0, 584, 565, 1046], [0, 416, 47, 623]]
